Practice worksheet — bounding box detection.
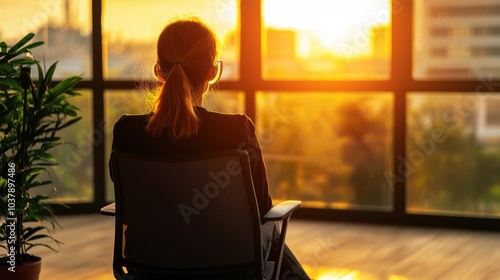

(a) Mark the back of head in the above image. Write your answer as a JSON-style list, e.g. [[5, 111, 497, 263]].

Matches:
[[147, 17, 219, 139]]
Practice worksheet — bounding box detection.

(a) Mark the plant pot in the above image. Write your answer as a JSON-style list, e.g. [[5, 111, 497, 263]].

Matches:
[[0, 255, 41, 280]]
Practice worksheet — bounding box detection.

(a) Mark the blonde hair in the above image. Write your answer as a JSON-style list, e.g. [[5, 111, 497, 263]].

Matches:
[[146, 17, 219, 139]]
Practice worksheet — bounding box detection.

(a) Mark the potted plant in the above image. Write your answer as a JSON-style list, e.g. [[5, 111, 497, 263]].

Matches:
[[0, 33, 82, 279]]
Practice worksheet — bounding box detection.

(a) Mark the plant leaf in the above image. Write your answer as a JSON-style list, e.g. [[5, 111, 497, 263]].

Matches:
[[14, 41, 44, 56], [9, 57, 37, 66], [0, 78, 23, 91], [44, 62, 58, 86], [56, 116, 81, 130], [50, 76, 83, 95], [22, 226, 47, 239], [6, 33, 34, 54]]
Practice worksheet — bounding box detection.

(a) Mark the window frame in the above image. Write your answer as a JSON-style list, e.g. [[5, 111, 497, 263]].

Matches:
[[53, 0, 499, 231]]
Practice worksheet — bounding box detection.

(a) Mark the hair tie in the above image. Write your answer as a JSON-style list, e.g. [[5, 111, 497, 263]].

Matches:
[[173, 61, 183, 67]]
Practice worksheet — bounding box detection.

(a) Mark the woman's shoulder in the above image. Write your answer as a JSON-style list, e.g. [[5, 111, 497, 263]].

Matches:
[[198, 107, 252, 124], [113, 113, 150, 130], [117, 113, 149, 122]]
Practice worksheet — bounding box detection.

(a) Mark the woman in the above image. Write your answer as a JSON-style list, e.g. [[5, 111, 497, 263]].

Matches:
[[111, 16, 310, 280]]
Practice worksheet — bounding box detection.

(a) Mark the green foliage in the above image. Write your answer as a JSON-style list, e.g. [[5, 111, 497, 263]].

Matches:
[[407, 97, 500, 214], [0, 33, 82, 262]]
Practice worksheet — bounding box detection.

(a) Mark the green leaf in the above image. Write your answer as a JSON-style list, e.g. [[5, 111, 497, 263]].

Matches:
[[34, 136, 62, 144], [24, 242, 61, 253], [48, 93, 66, 105], [9, 57, 37, 66], [34, 151, 57, 162], [25, 234, 56, 242], [0, 63, 16, 74], [64, 89, 81, 97], [7, 33, 35, 54], [14, 41, 44, 56], [32, 123, 52, 135], [64, 108, 78, 117], [44, 62, 58, 86], [50, 76, 82, 95], [56, 116, 81, 130], [36, 62, 45, 96], [29, 180, 52, 188], [22, 226, 47, 239], [0, 78, 23, 91], [24, 167, 46, 177], [0, 34, 43, 64], [40, 142, 60, 150]]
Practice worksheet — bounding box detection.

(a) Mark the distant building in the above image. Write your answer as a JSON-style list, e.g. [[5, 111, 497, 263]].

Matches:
[[476, 96, 500, 145], [414, 0, 500, 144], [414, 0, 500, 79], [264, 28, 302, 78]]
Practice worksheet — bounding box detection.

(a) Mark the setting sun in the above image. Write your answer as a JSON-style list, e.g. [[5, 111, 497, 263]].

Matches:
[[263, 0, 390, 58]]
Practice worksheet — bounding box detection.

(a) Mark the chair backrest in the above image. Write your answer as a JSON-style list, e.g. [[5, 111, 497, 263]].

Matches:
[[109, 149, 263, 278]]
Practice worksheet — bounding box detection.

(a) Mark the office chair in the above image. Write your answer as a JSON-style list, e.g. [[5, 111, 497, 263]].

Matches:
[[101, 149, 301, 280]]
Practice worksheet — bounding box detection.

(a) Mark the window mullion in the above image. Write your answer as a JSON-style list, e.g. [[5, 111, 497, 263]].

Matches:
[[92, 0, 106, 206], [239, 0, 261, 120], [391, 2, 413, 216]]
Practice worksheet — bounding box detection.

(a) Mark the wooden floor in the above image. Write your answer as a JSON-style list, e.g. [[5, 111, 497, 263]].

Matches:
[[28, 214, 500, 280]]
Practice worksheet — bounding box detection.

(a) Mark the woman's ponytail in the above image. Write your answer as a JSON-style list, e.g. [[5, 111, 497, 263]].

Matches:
[[147, 63, 199, 139], [146, 17, 219, 139]]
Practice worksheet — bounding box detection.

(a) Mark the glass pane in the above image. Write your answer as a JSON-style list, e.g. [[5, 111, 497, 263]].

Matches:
[[202, 91, 245, 114], [33, 91, 94, 203], [104, 0, 240, 80], [407, 93, 500, 217], [414, 1, 500, 79], [262, 0, 391, 80], [257, 92, 393, 210], [104, 90, 148, 201], [0, 0, 92, 80], [104, 90, 244, 201]]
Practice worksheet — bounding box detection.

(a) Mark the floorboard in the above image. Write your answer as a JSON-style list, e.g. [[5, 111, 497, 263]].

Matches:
[[25, 214, 500, 280]]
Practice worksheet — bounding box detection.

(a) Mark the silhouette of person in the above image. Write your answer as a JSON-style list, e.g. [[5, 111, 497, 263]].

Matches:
[[111, 16, 310, 280]]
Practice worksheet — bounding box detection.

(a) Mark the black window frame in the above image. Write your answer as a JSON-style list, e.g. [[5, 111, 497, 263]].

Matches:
[[53, 0, 499, 231]]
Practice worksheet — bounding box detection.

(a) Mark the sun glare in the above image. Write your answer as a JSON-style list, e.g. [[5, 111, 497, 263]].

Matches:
[[264, 0, 390, 58], [303, 265, 412, 280]]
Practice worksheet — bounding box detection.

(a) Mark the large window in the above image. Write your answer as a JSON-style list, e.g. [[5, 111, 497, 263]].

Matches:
[[410, 0, 500, 218], [257, 92, 393, 210], [259, 0, 394, 211], [1, 1, 92, 79], [263, 0, 391, 80], [407, 94, 500, 217], [1, 0, 93, 203], [104, 0, 240, 80], [414, 0, 500, 79], [1, 0, 499, 228]]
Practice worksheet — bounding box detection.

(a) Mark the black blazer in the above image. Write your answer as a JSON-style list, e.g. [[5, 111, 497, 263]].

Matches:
[[111, 106, 273, 219]]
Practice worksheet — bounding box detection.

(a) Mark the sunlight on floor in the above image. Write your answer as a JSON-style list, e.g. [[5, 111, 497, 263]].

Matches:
[[87, 274, 113, 280], [304, 265, 411, 280]]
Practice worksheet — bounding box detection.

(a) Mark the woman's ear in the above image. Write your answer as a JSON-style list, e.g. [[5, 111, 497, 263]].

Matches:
[[154, 63, 166, 82]]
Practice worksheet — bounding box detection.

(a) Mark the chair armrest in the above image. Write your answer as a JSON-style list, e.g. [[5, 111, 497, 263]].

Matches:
[[263, 200, 301, 221], [100, 203, 116, 216]]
